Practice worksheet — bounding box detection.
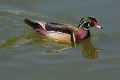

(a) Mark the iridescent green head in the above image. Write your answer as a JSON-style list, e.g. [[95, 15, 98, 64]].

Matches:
[[78, 17, 102, 30]]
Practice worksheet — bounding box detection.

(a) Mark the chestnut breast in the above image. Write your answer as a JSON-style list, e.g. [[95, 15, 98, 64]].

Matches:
[[74, 29, 88, 43]]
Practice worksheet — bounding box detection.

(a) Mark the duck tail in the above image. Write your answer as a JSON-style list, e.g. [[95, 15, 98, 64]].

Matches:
[[24, 18, 40, 29]]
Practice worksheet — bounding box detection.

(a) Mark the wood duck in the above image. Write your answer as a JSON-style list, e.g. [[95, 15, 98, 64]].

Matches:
[[24, 17, 102, 47]]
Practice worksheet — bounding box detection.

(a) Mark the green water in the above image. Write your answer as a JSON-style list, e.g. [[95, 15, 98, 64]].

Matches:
[[0, 0, 120, 80]]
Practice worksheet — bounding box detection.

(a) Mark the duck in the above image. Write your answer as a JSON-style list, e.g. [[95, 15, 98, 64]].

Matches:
[[24, 16, 102, 47]]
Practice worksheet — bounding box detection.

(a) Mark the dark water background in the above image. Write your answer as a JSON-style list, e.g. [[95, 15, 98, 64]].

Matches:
[[0, 0, 120, 80]]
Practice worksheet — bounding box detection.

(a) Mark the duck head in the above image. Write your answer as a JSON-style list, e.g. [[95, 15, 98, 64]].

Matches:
[[78, 17, 102, 30]]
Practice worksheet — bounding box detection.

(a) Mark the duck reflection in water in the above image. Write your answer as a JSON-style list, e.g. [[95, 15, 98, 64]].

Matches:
[[80, 37, 99, 59], [0, 17, 102, 59]]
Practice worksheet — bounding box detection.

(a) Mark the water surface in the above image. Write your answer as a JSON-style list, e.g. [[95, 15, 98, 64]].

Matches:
[[0, 0, 120, 80]]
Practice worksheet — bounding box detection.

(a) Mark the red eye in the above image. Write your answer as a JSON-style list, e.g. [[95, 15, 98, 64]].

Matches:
[[90, 20, 96, 26]]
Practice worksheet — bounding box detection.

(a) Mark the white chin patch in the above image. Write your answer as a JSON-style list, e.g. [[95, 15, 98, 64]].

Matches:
[[96, 25, 102, 29]]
